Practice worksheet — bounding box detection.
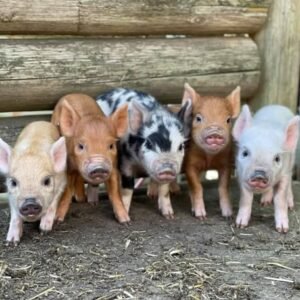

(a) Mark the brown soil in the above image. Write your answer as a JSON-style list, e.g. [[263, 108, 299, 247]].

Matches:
[[0, 181, 300, 300]]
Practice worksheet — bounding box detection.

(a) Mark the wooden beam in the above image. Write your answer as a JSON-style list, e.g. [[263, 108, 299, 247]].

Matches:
[[0, 37, 261, 111], [0, 0, 271, 36], [252, 0, 300, 112]]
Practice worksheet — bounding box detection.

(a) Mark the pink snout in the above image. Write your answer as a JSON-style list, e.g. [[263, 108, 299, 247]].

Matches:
[[248, 170, 269, 190], [20, 198, 42, 218], [205, 134, 225, 146], [87, 165, 111, 183], [83, 156, 112, 184]]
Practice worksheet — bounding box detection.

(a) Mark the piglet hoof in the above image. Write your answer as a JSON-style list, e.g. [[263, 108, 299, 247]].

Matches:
[[221, 207, 233, 218], [40, 230, 50, 236], [193, 207, 207, 221], [55, 214, 65, 224], [6, 240, 19, 247], [115, 210, 131, 224], [276, 226, 288, 234], [75, 196, 87, 203], [260, 199, 272, 207], [88, 198, 99, 206], [162, 213, 175, 220]]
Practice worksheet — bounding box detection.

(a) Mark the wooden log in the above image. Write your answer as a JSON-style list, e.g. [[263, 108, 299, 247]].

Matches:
[[0, 0, 271, 36], [0, 37, 260, 111], [251, 0, 300, 112]]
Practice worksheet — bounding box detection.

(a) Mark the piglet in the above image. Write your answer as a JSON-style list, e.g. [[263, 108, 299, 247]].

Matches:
[[51, 93, 130, 223], [233, 104, 300, 233], [0, 121, 67, 245], [182, 83, 241, 219], [96, 88, 192, 218]]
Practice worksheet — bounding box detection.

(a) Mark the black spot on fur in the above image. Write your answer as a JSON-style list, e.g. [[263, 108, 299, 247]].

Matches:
[[146, 124, 171, 152]]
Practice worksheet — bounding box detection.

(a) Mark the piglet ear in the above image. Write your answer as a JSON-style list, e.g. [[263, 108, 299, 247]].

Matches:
[[50, 136, 67, 173], [227, 86, 241, 118], [128, 99, 150, 135], [0, 139, 12, 174], [111, 103, 129, 138], [59, 99, 80, 137], [283, 116, 300, 152], [232, 104, 252, 141], [177, 98, 193, 138], [182, 83, 198, 106]]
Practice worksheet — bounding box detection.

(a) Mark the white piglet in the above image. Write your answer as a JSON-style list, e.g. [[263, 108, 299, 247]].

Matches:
[[0, 121, 67, 245], [233, 105, 300, 233]]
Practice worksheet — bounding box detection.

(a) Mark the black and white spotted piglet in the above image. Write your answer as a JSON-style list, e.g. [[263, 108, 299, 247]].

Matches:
[[91, 88, 192, 218]]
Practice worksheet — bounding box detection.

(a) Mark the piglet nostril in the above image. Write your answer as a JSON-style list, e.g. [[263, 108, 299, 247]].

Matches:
[[20, 198, 42, 216], [89, 167, 110, 178], [249, 170, 269, 188]]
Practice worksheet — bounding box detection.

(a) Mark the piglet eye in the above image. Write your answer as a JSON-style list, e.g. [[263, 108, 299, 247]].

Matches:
[[145, 140, 153, 150], [42, 176, 52, 187], [195, 114, 202, 123], [9, 177, 18, 188], [274, 154, 280, 163], [226, 117, 231, 124], [109, 143, 115, 150], [178, 143, 184, 151], [78, 143, 85, 151], [242, 149, 249, 158]]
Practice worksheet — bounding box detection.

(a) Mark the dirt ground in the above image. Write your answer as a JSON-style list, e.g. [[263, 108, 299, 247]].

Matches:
[[0, 181, 300, 300]]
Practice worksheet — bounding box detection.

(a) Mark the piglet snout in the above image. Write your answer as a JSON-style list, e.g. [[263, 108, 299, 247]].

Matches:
[[20, 198, 42, 217], [156, 162, 177, 182], [89, 167, 110, 179], [205, 134, 225, 146], [248, 170, 269, 189]]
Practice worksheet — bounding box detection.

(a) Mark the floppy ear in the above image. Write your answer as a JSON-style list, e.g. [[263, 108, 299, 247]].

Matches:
[[177, 99, 193, 138], [127, 100, 150, 135], [59, 99, 80, 137], [227, 86, 241, 118], [50, 137, 67, 173], [283, 116, 300, 152], [110, 104, 129, 138], [0, 138, 12, 174], [232, 104, 252, 141], [182, 82, 198, 106]]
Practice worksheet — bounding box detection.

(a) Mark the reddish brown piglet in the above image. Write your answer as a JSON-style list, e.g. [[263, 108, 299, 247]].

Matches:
[[182, 83, 240, 219], [51, 93, 130, 223]]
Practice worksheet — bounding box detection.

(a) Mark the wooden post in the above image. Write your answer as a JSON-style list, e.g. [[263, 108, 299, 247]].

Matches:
[[252, 0, 300, 112]]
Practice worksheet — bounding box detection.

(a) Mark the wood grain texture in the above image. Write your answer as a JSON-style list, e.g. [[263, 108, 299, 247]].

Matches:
[[0, 0, 271, 35], [0, 37, 261, 111], [252, 0, 300, 111]]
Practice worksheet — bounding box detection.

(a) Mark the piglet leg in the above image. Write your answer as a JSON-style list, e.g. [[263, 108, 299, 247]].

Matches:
[[87, 184, 99, 206], [186, 167, 206, 220], [158, 183, 174, 219], [55, 184, 73, 222], [236, 187, 253, 228], [6, 208, 23, 246], [40, 202, 57, 234], [274, 176, 289, 233], [74, 174, 86, 202], [260, 189, 273, 207], [121, 175, 134, 213], [287, 177, 294, 210], [218, 167, 232, 217], [147, 179, 158, 199], [106, 170, 130, 223], [170, 180, 181, 194]]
